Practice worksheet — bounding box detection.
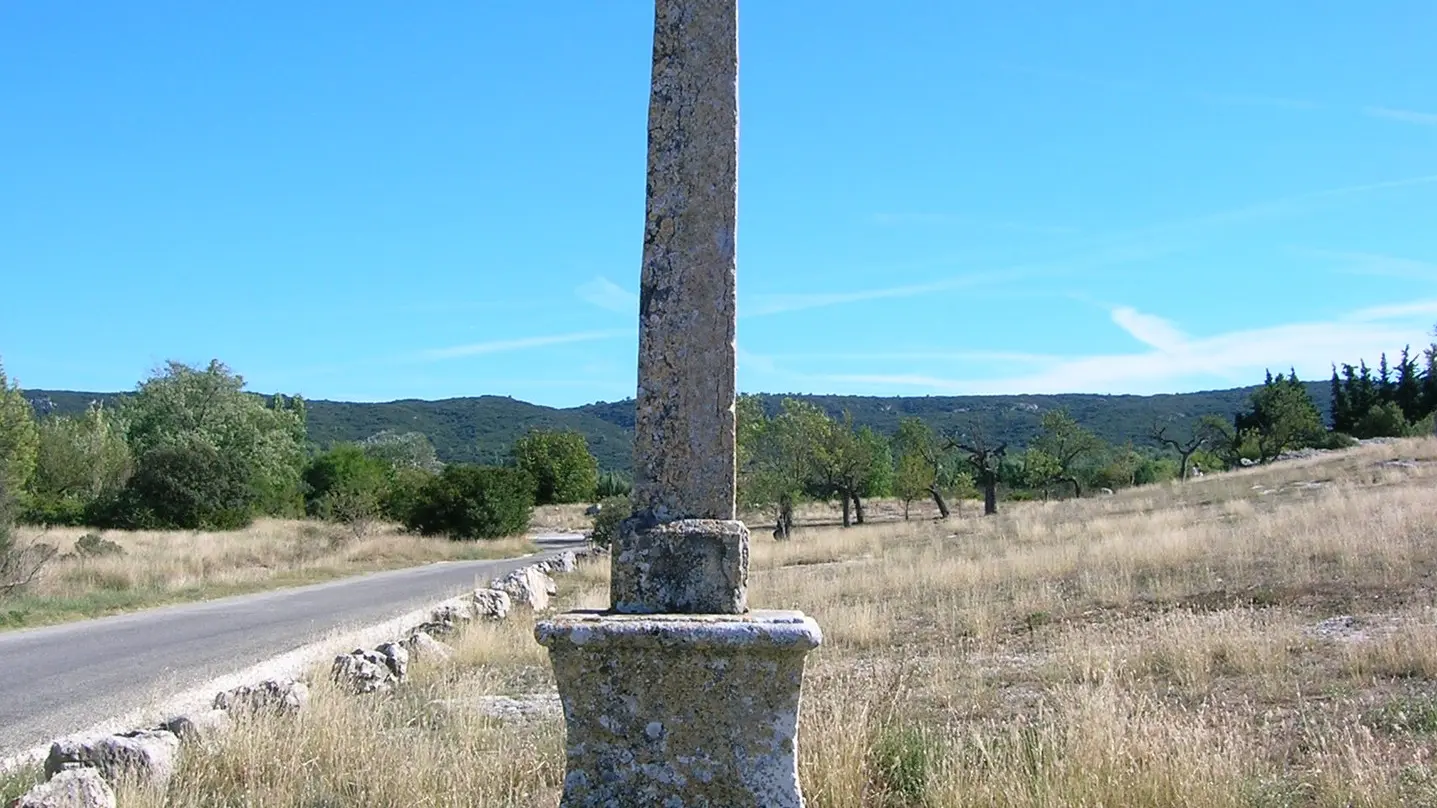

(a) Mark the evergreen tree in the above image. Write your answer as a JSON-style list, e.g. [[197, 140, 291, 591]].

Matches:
[[1395, 346, 1422, 421], [1377, 353, 1394, 403], [1234, 370, 1324, 462], [1424, 345, 1437, 418], [1330, 366, 1350, 433]]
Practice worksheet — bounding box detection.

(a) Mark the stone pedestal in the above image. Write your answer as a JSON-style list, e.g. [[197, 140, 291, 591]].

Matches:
[[535, 610, 822, 808], [611, 518, 749, 614]]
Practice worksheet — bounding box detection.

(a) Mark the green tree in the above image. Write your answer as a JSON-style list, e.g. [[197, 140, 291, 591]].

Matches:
[[1353, 401, 1409, 439], [510, 429, 599, 505], [121, 360, 307, 519], [1031, 409, 1103, 497], [101, 442, 257, 530], [1149, 415, 1228, 481], [1234, 370, 1324, 463], [892, 447, 934, 520], [892, 417, 958, 518], [302, 444, 390, 531], [948, 428, 1007, 516], [360, 430, 443, 473], [737, 397, 826, 538], [809, 414, 890, 527], [406, 465, 533, 540], [27, 403, 131, 524], [0, 361, 38, 497]]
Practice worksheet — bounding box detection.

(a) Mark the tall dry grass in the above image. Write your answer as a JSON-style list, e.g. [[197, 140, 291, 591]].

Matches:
[[2, 520, 536, 629], [98, 439, 1437, 806]]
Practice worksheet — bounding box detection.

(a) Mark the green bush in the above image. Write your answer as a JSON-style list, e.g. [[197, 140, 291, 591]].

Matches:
[[511, 429, 599, 505], [1316, 431, 1359, 450], [589, 495, 631, 548], [303, 444, 389, 527], [595, 471, 633, 498], [382, 466, 436, 524], [405, 465, 533, 540], [94, 443, 256, 531], [17, 493, 88, 527], [74, 533, 124, 558], [1353, 402, 1409, 440]]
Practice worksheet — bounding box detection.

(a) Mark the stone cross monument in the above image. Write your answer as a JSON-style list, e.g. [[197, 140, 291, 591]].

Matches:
[[535, 1, 822, 806]]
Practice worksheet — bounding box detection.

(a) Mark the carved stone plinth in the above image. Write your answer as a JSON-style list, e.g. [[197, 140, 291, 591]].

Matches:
[[535, 610, 822, 808], [611, 518, 748, 614]]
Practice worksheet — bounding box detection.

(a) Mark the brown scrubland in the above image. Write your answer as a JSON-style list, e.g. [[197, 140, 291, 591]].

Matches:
[[17, 438, 1437, 807], [2, 520, 536, 629]]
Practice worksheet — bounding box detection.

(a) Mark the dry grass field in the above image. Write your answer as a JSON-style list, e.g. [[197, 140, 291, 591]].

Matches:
[[0, 520, 537, 630], [18, 437, 1437, 807]]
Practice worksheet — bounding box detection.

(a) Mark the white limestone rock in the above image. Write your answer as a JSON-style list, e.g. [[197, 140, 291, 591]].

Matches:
[[44, 730, 180, 789], [470, 588, 511, 620], [12, 768, 114, 808], [213, 678, 309, 717]]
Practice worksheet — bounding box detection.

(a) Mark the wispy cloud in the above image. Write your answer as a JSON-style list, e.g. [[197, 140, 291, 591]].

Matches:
[[576, 276, 639, 314], [1303, 249, 1437, 282], [1346, 299, 1437, 323], [420, 329, 629, 361], [768, 350, 1059, 365], [1364, 106, 1437, 127], [744, 271, 1018, 317], [1110, 306, 1187, 351], [871, 213, 1082, 236], [1196, 92, 1321, 111], [816, 302, 1435, 397]]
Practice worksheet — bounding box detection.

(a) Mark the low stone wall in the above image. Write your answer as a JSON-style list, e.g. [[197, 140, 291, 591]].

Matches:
[[8, 547, 602, 808]]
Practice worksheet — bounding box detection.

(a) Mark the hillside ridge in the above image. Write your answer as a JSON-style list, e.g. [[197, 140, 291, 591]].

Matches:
[[23, 382, 1331, 472]]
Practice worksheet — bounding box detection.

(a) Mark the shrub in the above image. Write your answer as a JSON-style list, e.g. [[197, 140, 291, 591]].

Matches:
[[95, 443, 256, 530], [511, 429, 599, 505], [17, 493, 88, 527], [589, 495, 631, 548], [382, 466, 436, 524], [595, 471, 633, 499], [1, 484, 55, 596], [74, 533, 124, 558], [405, 465, 533, 540], [303, 445, 389, 534], [1316, 431, 1360, 450], [1353, 402, 1409, 440]]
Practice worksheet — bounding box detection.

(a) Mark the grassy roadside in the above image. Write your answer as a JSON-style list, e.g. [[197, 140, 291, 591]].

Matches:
[[0, 519, 540, 631], [99, 437, 1437, 807]]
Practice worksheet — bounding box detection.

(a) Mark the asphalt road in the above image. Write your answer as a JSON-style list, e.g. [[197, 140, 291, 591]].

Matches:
[[0, 534, 587, 761]]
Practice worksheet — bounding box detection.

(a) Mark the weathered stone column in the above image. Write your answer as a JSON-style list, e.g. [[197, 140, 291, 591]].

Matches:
[[535, 1, 821, 806]]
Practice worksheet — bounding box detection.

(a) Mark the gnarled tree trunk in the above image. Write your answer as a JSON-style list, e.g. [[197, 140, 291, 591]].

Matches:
[[852, 492, 866, 525], [929, 484, 950, 519]]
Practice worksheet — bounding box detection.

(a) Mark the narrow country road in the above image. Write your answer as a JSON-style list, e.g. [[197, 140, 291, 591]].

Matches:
[[0, 534, 587, 761]]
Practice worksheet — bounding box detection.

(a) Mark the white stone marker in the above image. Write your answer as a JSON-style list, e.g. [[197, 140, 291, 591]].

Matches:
[[535, 1, 822, 806]]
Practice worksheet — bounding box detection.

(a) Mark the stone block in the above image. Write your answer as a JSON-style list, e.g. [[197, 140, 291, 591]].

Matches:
[[610, 518, 748, 614], [535, 610, 821, 808], [13, 768, 114, 808]]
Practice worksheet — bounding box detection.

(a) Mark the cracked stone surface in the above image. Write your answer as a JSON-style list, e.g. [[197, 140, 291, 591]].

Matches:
[[536, 611, 821, 808], [631, 0, 740, 526], [611, 518, 748, 614]]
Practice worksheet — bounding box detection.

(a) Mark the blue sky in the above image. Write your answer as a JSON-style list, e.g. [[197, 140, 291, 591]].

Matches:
[[2, 2, 1435, 407]]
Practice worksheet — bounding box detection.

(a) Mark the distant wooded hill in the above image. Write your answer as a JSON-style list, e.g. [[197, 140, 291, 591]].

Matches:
[[24, 382, 1332, 473]]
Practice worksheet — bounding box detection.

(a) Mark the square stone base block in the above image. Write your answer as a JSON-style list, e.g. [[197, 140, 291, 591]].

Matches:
[[535, 610, 822, 808], [611, 518, 749, 614]]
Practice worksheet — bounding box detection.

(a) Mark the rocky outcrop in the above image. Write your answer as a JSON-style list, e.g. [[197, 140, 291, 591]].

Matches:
[[213, 678, 309, 717], [332, 649, 399, 694], [540, 550, 578, 575], [44, 729, 180, 788], [400, 630, 454, 662], [11, 768, 115, 808], [158, 709, 232, 745], [492, 566, 556, 611], [471, 588, 511, 620]]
